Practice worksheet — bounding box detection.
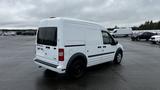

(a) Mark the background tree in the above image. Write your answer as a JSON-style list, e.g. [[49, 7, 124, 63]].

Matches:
[[132, 20, 160, 30]]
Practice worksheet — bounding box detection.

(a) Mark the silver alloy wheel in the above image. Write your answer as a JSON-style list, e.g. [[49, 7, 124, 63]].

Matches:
[[117, 53, 122, 63]]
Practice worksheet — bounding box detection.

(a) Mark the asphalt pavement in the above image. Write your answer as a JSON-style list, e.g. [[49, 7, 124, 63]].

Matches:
[[0, 36, 160, 90]]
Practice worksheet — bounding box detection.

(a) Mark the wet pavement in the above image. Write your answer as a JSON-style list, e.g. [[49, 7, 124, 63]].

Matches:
[[0, 36, 160, 90]]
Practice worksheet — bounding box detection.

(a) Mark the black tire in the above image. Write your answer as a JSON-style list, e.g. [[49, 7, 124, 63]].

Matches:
[[113, 50, 123, 64], [67, 59, 86, 79]]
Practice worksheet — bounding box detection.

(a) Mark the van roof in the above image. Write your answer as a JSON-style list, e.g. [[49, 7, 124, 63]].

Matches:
[[40, 17, 104, 28]]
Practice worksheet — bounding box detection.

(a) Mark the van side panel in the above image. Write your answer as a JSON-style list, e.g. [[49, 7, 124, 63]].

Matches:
[[85, 27, 104, 67], [62, 22, 86, 69], [62, 20, 107, 68], [63, 23, 85, 45]]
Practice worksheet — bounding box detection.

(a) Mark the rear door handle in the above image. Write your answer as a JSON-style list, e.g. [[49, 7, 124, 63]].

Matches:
[[98, 46, 102, 48]]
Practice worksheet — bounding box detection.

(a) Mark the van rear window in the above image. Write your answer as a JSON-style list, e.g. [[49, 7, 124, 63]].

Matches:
[[37, 27, 57, 46]]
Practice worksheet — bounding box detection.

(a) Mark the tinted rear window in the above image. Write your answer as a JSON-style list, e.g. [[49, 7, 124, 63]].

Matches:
[[37, 27, 57, 46]]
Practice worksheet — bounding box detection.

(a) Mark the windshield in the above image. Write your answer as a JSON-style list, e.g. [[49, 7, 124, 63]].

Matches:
[[37, 27, 57, 46]]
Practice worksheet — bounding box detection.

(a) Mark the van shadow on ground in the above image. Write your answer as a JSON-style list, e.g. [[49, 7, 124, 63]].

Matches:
[[35, 62, 126, 90]]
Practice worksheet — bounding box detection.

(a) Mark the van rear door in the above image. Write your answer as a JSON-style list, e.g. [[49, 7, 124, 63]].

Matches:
[[36, 27, 58, 63]]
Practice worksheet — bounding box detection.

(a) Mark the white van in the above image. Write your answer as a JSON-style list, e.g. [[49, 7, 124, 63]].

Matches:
[[34, 17, 123, 78], [111, 27, 132, 37]]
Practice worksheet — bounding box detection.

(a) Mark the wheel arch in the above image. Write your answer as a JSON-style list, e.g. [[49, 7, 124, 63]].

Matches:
[[116, 48, 123, 57], [66, 53, 87, 69]]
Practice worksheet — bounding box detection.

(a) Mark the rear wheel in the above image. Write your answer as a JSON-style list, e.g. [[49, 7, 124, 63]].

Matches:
[[67, 59, 86, 79], [113, 51, 123, 64]]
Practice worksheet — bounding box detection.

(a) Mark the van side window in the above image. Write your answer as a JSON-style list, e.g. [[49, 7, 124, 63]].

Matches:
[[102, 31, 113, 44]]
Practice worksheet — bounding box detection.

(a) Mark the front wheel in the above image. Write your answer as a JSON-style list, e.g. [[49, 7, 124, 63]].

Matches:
[[113, 51, 123, 64]]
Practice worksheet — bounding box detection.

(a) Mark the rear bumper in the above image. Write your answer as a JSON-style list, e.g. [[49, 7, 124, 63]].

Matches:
[[34, 59, 65, 74]]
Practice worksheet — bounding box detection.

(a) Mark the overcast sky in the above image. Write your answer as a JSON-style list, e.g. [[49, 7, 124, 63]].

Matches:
[[0, 0, 160, 29]]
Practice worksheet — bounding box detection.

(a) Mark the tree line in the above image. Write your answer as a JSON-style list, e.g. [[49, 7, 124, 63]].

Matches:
[[108, 20, 160, 31], [132, 20, 160, 30]]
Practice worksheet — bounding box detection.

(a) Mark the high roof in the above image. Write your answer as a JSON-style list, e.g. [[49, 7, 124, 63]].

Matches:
[[43, 17, 103, 27]]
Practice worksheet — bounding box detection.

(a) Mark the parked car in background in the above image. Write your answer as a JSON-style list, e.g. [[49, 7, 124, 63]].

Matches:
[[131, 32, 157, 41], [110, 27, 132, 37], [149, 35, 160, 44]]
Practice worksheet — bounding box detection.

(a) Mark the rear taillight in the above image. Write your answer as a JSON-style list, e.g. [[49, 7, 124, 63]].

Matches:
[[58, 48, 64, 61]]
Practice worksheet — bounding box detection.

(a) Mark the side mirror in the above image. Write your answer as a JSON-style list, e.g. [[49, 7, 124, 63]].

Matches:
[[111, 40, 118, 45]]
